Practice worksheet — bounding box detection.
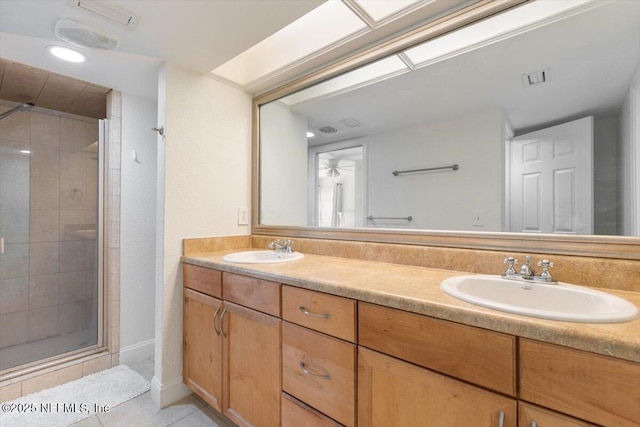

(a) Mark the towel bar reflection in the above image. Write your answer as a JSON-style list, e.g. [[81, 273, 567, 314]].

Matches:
[[392, 164, 459, 176], [367, 216, 413, 221]]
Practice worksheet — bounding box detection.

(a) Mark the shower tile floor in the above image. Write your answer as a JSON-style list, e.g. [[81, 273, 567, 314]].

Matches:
[[71, 358, 234, 427]]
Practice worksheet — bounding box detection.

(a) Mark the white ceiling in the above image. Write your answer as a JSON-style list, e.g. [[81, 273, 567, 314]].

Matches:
[[292, 0, 640, 144], [0, 0, 480, 101], [0, 0, 323, 99]]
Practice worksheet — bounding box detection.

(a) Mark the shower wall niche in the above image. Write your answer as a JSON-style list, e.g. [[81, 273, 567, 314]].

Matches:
[[0, 103, 99, 371]]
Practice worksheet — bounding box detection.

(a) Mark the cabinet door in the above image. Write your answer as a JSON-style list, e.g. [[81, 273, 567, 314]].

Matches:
[[222, 301, 281, 427], [520, 339, 640, 426], [183, 288, 223, 411], [358, 347, 517, 427], [519, 402, 598, 427]]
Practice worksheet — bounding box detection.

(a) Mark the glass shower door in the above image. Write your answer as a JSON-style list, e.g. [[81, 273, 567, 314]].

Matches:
[[0, 104, 102, 372]]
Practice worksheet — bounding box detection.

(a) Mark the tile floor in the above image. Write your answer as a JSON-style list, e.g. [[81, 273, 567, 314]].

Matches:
[[70, 359, 235, 427]]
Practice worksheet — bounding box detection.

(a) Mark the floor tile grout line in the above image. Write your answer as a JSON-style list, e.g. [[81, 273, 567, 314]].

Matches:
[[164, 403, 203, 427]]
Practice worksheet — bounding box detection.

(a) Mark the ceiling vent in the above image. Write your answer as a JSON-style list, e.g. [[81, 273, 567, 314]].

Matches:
[[55, 19, 118, 50], [339, 118, 361, 128], [522, 68, 550, 87], [319, 126, 339, 134], [68, 0, 139, 29]]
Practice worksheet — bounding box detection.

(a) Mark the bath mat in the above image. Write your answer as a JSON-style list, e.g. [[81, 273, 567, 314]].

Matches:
[[0, 364, 150, 427]]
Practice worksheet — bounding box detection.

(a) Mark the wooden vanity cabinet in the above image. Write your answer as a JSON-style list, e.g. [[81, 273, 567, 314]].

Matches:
[[183, 266, 281, 427], [183, 265, 223, 410], [223, 300, 281, 427], [183, 287, 223, 411], [281, 286, 357, 427], [520, 339, 640, 427], [281, 393, 343, 427], [282, 285, 356, 342], [357, 302, 517, 426], [282, 322, 356, 427], [519, 402, 598, 427], [184, 263, 639, 427], [358, 347, 517, 427], [358, 302, 516, 396]]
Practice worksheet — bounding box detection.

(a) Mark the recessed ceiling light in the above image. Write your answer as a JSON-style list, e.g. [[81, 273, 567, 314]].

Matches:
[[307, 132, 315, 138], [47, 45, 86, 63]]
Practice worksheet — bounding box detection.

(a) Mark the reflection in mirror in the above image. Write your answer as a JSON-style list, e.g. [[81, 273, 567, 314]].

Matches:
[[311, 142, 365, 228], [259, 0, 640, 236]]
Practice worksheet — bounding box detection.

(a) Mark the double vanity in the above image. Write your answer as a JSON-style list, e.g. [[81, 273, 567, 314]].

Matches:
[[181, 246, 640, 427]]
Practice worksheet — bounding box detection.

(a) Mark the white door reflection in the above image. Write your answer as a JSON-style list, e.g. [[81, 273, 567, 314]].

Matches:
[[312, 144, 364, 228]]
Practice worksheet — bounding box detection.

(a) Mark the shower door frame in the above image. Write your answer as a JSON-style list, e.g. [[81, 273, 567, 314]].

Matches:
[[0, 116, 109, 380]]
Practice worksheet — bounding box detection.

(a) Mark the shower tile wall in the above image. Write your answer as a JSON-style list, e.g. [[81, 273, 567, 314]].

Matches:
[[0, 105, 98, 361]]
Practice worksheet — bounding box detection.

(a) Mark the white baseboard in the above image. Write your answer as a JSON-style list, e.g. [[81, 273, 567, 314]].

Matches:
[[119, 339, 155, 365], [150, 375, 192, 408]]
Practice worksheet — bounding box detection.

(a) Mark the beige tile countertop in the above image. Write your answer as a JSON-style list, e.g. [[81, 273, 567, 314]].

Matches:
[[181, 250, 640, 363]]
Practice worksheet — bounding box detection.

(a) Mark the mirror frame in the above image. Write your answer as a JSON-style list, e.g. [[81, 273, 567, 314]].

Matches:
[[252, 0, 640, 260]]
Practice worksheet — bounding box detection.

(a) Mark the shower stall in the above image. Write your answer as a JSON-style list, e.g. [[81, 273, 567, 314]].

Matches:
[[0, 101, 104, 372]]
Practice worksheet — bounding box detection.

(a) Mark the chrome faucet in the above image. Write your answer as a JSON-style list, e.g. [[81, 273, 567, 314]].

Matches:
[[519, 256, 534, 278], [502, 256, 556, 284], [268, 239, 293, 253], [268, 239, 282, 251]]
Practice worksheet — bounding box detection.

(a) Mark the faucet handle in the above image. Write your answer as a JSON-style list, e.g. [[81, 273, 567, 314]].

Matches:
[[268, 239, 281, 250], [283, 239, 293, 253], [537, 260, 555, 280], [503, 256, 518, 275]]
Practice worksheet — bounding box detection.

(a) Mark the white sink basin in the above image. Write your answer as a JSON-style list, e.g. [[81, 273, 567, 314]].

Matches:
[[440, 275, 638, 323], [222, 250, 304, 264]]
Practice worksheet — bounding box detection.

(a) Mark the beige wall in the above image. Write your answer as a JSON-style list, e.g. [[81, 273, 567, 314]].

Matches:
[[153, 62, 252, 407]]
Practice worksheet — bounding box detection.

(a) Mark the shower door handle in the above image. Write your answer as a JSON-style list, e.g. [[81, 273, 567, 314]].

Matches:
[[0, 237, 4, 254]]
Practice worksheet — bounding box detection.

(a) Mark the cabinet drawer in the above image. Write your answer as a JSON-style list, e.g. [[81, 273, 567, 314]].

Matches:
[[282, 393, 343, 427], [282, 322, 356, 427], [222, 272, 280, 317], [519, 402, 598, 427], [358, 302, 516, 396], [282, 286, 356, 342], [183, 264, 221, 298], [520, 339, 640, 427]]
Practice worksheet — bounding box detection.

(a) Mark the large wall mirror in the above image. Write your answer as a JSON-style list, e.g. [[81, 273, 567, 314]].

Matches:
[[255, 0, 640, 258]]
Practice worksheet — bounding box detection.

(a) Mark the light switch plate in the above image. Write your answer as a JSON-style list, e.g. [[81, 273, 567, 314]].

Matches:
[[238, 207, 249, 225]]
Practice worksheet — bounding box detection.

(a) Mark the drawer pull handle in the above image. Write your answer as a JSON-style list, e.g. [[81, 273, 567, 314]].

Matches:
[[498, 410, 505, 427], [300, 362, 331, 380], [220, 308, 228, 337], [530, 422, 537, 427], [213, 307, 221, 335], [299, 306, 331, 319]]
